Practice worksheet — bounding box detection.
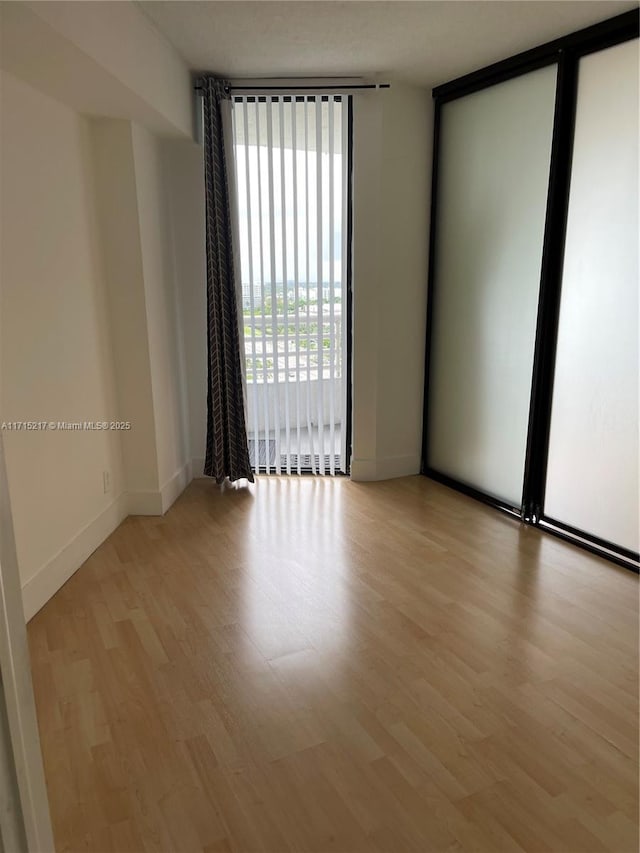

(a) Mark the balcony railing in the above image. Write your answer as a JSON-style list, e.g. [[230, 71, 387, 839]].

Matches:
[[243, 304, 343, 384]]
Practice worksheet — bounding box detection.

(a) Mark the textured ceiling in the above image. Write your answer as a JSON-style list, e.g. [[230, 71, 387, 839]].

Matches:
[[138, 1, 637, 88]]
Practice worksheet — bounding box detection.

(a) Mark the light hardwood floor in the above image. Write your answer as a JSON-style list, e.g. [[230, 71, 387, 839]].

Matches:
[[28, 476, 639, 853]]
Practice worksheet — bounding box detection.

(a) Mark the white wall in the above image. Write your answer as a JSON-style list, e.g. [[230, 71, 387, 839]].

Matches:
[[162, 140, 208, 472], [0, 71, 128, 615], [131, 124, 190, 501], [375, 86, 431, 472], [27, 0, 192, 135], [0, 0, 196, 618], [1, 86, 193, 618], [0, 1, 192, 138], [351, 84, 432, 480], [165, 84, 432, 482], [90, 119, 160, 498], [89, 119, 191, 514], [350, 91, 383, 473]]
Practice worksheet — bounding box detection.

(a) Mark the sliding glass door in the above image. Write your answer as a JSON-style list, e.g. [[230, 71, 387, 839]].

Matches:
[[232, 95, 351, 475], [426, 65, 557, 509], [423, 11, 639, 568], [543, 39, 639, 556]]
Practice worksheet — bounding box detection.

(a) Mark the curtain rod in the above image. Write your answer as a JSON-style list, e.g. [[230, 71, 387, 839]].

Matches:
[[194, 83, 390, 93]]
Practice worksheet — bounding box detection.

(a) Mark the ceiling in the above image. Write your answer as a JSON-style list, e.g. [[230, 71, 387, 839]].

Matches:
[[138, 1, 637, 88]]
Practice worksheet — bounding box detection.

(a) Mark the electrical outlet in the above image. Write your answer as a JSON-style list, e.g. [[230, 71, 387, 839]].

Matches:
[[103, 470, 111, 494]]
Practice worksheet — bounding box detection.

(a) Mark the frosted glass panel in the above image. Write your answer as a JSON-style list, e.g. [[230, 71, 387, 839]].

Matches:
[[428, 66, 557, 506], [545, 40, 639, 553]]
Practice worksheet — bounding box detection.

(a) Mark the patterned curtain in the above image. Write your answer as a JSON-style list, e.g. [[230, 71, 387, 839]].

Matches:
[[199, 77, 254, 483]]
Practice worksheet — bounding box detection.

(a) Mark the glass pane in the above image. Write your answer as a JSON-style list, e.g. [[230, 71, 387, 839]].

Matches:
[[428, 65, 557, 506], [233, 96, 349, 475], [544, 39, 639, 553]]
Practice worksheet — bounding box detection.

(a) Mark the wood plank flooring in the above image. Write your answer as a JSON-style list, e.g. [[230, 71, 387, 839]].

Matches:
[[27, 476, 639, 853]]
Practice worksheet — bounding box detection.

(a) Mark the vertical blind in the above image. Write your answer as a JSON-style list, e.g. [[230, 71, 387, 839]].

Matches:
[[231, 95, 350, 475]]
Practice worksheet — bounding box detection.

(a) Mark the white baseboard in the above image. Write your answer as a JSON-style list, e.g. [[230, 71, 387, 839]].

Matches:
[[21, 464, 193, 620], [350, 454, 421, 482], [160, 463, 191, 514], [21, 494, 128, 621], [126, 461, 192, 515]]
